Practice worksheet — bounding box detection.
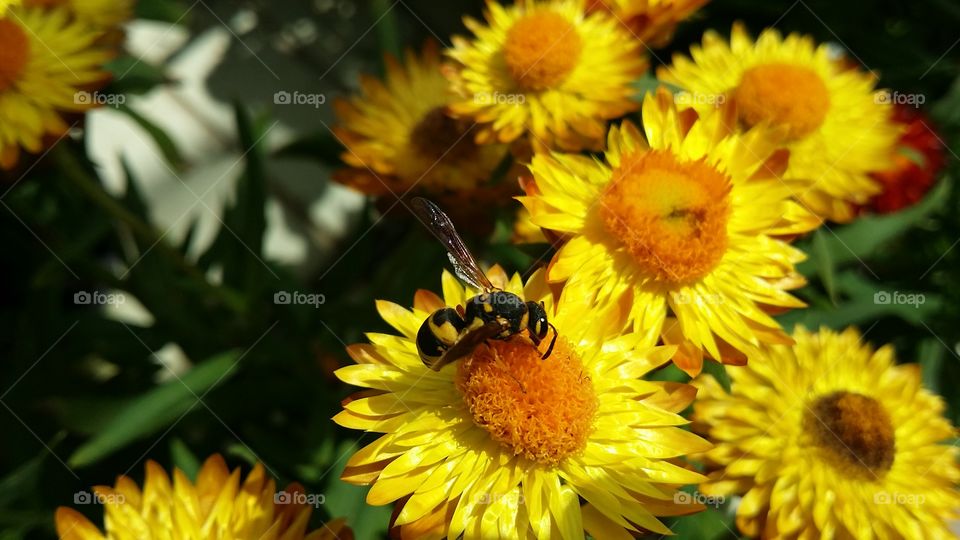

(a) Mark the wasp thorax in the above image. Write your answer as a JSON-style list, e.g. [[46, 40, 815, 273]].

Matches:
[[465, 291, 528, 334], [456, 336, 597, 466]]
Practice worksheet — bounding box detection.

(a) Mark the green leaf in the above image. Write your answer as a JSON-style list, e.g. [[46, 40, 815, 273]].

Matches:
[[134, 0, 193, 24], [116, 104, 185, 169], [701, 360, 732, 393], [812, 229, 838, 305], [778, 292, 942, 329], [798, 179, 950, 274], [371, 0, 401, 59], [169, 438, 201, 481], [918, 338, 947, 394], [634, 73, 677, 101], [272, 130, 342, 167], [106, 57, 171, 96], [648, 363, 690, 383], [120, 158, 150, 219], [199, 105, 271, 292], [324, 440, 392, 540], [668, 506, 736, 540], [68, 350, 241, 468], [0, 433, 64, 507]]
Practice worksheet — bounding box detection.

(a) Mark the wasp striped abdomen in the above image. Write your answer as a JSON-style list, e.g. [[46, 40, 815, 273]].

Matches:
[[416, 307, 466, 367]]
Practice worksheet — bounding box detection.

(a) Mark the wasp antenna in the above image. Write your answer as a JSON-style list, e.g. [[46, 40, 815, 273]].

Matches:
[[540, 323, 559, 360]]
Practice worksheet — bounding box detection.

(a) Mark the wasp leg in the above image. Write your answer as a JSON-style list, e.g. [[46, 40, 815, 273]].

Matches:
[[540, 323, 559, 360], [508, 371, 527, 394], [491, 342, 527, 393]]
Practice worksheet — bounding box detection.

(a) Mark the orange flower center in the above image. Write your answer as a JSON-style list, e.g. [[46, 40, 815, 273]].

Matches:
[[503, 11, 582, 91], [599, 150, 731, 284], [806, 391, 896, 475], [0, 18, 30, 92], [410, 107, 477, 163], [734, 62, 831, 140], [456, 336, 597, 466]]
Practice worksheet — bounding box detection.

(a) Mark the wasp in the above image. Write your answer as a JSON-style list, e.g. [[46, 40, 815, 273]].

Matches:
[[411, 197, 558, 371]]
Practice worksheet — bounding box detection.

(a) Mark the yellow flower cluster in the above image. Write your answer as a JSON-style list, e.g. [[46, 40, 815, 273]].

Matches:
[[0, 0, 129, 169], [327, 2, 959, 540], [46, 1, 957, 539], [56, 456, 353, 540]]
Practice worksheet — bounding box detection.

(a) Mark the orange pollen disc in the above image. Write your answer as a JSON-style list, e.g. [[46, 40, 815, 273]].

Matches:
[[599, 150, 732, 284], [805, 391, 896, 475], [503, 11, 582, 91], [0, 19, 30, 93], [734, 62, 831, 140], [410, 107, 477, 163], [456, 336, 597, 465]]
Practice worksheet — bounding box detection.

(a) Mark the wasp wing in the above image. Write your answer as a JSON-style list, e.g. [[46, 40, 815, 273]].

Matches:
[[426, 321, 504, 371], [410, 197, 495, 292]]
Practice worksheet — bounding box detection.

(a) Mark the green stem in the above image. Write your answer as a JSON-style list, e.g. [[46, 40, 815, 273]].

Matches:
[[371, 0, 401, 61], [52, 144, 246, 314]]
